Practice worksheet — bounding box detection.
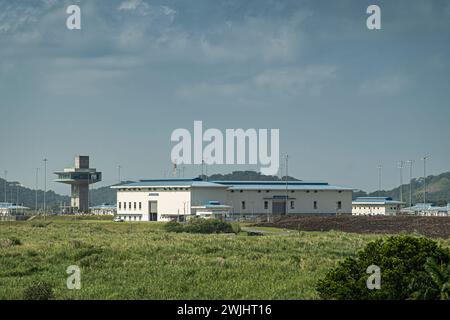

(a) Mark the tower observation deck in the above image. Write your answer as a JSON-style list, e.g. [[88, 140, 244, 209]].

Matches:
[[54, 156, 102, 213]]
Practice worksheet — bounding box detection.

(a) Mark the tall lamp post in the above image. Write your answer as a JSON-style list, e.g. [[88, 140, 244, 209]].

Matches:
[[3, 170, 7, 203], [43, 158, 48, 217], [407, 160, 414, 207], [398, 161, 404, 203], [422, 155, 430, 205], [35, 168, 39, 213]]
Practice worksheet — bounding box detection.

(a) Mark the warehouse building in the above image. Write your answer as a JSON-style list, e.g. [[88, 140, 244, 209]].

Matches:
[[112, 178, 353, 221]]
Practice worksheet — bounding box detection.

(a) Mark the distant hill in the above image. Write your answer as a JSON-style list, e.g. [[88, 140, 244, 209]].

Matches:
[[0, 178, 70, 210], [201, 170, 299, 181], [353, 171, 450, 206]]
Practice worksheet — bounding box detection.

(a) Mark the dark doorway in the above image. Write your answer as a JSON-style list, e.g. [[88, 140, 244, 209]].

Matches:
[[149, 201, 158, 221], [272, 201, 286, 215]]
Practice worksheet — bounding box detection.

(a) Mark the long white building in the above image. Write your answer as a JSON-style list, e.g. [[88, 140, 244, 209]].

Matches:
[[112, 178, 353, 221], [352, 197, 405, 216]]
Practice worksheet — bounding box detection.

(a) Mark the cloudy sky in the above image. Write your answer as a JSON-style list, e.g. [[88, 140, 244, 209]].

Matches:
[[1, 0, 449, 195]]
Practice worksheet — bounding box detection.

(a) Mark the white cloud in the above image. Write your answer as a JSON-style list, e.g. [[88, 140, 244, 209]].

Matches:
[[359, 75, 411, 96], [176, 65, 337, 101]]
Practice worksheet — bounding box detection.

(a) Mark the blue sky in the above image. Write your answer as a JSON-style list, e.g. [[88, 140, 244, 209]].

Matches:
[[0, 0, 449, 195]]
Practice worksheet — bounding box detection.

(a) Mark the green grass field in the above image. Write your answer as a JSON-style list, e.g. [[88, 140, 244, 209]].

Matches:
[[1, 217, 448, 300]]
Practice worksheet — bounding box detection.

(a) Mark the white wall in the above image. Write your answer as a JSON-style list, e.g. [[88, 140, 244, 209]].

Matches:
[[352, 204, 400, 216], [116, 187, 353, 221], [227, 190, 352, 215], [117, 188, 191, 221]]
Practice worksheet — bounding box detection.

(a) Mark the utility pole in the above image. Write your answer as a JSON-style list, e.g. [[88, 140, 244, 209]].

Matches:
[[3, 170, 7, 203], [422, 155, 430, 205], [43, 158, 47, 217], [285, 154, 289, 215], [35, 168, 39, 213], [407, 160, 414, 207], [398, 161, 404, 202]]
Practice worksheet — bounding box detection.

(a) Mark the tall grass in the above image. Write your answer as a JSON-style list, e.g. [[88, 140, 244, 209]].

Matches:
[[1, 217, 447, 299]]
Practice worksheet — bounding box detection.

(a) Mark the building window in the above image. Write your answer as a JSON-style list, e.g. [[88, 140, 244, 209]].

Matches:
[[129, 202, 132, 210], [118, 202, 121, 209], [314, 201, 318, 210], [134, 202, 136, 210], [139, 202, 142, 210], [241, 201, 246, 210], [337, 201, 342, 210], [264, 201, 268, 210], [290, 201, 295, 209]]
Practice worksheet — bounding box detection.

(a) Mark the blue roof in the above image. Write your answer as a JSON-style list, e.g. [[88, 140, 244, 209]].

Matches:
[[112, 178, 227, 188], [0, 202, 30, 209], [353, 197, 404, 204], [112, 178, 353, 191]]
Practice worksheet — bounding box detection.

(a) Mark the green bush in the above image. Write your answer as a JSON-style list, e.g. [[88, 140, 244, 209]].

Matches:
[[316, 236, 450, 300], [164, 219, 236, 234], [23, 281, 54, 300]]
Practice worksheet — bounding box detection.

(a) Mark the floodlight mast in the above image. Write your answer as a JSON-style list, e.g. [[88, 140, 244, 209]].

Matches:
[[407, 160, 414, 207], [422, 155, 430, 205], [398, 160, 404, 202]]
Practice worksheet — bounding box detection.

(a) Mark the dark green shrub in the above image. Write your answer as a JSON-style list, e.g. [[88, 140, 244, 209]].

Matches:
[[164, 221, 184, 233], [23, 281, 54, 300], [316, 236, 450, 300], [164, 219, 235, 234]]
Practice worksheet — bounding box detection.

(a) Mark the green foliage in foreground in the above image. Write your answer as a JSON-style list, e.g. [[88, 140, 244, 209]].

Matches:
[[164, 219, 239, 234], [1, 217, 449, 300], [316, 236, 450, 300]]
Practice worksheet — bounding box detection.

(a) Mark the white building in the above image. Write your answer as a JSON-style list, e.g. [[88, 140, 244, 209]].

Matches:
[[112, 178, 353, 222], [89, 203, 117, 215], [0, 202, 30, 220], [401, 203, 449, 216], [352, 197, 405, 216]]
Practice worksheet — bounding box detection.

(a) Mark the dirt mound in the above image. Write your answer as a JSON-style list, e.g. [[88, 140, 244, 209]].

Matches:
[[256, 215, 450, 238]]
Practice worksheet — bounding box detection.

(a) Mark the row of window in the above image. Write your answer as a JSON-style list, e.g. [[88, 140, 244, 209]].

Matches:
[[119, 215, 142, 221], [230, 190, 337, 193], [354, 206, 397, 210], [118, 202, 142, 210], [241, 201, 343, 210]]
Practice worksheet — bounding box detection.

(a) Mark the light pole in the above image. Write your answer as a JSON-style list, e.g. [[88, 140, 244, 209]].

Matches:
[[3, 170, 7, 203], [398, 161, 404, 202], [43, 158, 48, 217], [285, 154, 289, 215], [407, 160, 414, 207], [35, 168, 39, 213], [422, 155, 430, 205]]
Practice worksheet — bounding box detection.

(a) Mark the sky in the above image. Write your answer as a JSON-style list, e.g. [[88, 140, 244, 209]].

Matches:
[[0, 0, 449, 195]]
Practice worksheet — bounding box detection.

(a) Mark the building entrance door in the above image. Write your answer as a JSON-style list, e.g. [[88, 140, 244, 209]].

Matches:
[[149, 201, 158, 221], [272, 201, 286, 215]]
